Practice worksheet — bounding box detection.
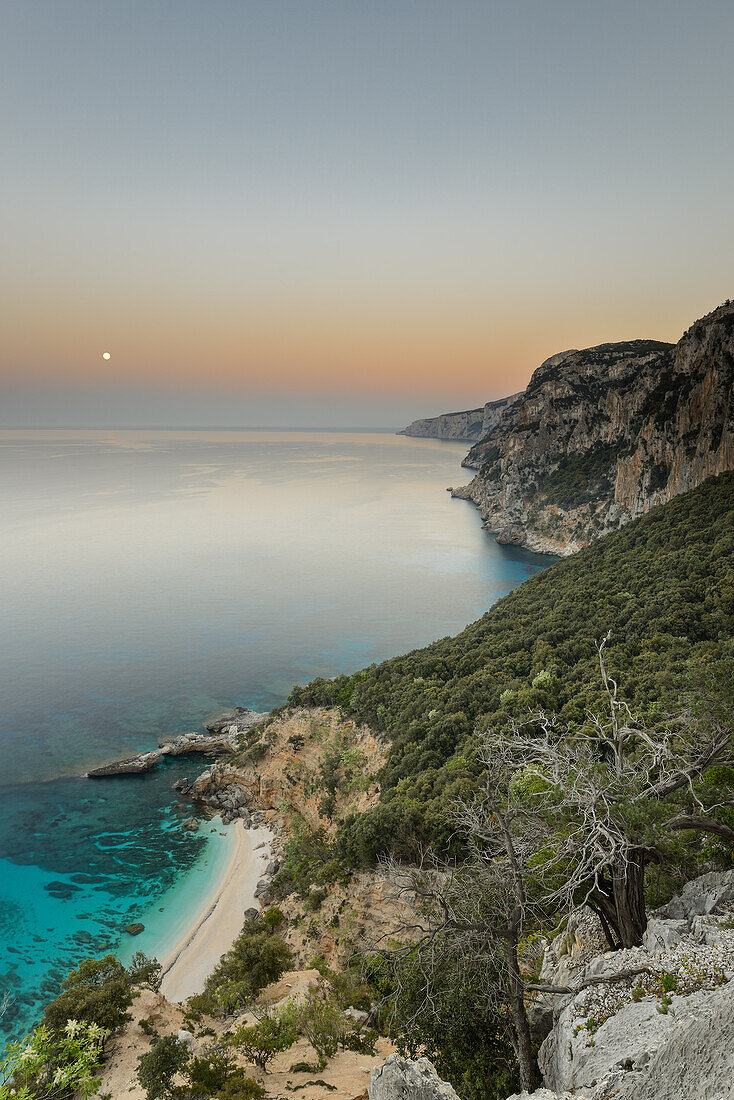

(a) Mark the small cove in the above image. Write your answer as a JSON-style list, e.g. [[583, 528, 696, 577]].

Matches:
[[0, 429, 552, 1040]]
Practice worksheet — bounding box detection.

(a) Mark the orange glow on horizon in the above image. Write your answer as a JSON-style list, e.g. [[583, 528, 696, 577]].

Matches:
[[0, 283, 702, 402]]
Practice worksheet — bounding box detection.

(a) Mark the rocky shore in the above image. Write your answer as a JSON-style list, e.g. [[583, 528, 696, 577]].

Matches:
[[86, 706, 268, 778], [85, 706, 288, 905]]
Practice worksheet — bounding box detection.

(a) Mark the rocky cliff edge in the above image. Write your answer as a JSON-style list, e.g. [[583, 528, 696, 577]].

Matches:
[[452, 301, 733, 554]]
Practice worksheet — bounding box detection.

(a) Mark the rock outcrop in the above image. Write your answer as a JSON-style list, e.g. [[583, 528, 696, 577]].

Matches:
[[400, 392, 522, 442], [86, 708, 267, 778], [513, 871, 734, 1100], [369, 1054, 461, 1100], [86, 750, 164, 777], [175, 707, 385, 828], [451, 300, 734, 554]]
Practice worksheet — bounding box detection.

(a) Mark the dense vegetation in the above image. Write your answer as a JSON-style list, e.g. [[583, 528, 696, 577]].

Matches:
[[530, 441, 622, 508], [294, 473, 733, 1098], [290, 473, 734, 867]]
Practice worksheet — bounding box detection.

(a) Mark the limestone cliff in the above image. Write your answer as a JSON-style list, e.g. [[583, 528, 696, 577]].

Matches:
[[400, 392, 522, 442], [452, 300, 734, 555]]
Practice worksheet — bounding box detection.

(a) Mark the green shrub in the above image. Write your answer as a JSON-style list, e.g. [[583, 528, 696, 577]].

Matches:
[[306, 888, 327, 911], [232, 1003, 300, 1071], [260, 906, 285, 931], [137, 1034, 189, 1099], [187, 1043, 253, 1096], [0, 1021, 107, 1099], [660, 971, 678, 993], [297, 997, 348, 1070], [128, 952, 163, 990], [363, 947, 517, 1100], [43, 955, 134, 1035], [189, 921, 292, 1016]]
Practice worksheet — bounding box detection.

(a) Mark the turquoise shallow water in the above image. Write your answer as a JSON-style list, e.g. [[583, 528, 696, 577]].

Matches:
[[0, 429, 551, 1041]]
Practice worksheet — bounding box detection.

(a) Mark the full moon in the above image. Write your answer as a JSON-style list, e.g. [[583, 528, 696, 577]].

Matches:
[[102, 352, 111, 360]]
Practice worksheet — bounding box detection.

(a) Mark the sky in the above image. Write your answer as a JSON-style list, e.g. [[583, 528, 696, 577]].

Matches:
[[1, 0, 733, 428]]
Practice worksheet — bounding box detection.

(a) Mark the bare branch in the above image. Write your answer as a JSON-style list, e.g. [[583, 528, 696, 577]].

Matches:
[[0, 989, 13, 1019], [525, 964, 657, 997], [664, 814, 734, 842]]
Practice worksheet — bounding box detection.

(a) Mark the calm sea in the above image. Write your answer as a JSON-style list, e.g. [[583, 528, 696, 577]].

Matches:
[[0, 429, 550, 1038]]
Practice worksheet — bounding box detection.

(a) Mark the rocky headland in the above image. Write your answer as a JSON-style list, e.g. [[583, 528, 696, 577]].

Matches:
[[402, 300, 734, 554], [86, 706, 268, 779], [399, 391, 522, 441]]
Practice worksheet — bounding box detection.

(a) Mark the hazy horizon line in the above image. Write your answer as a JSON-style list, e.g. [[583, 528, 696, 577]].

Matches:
[[0, 424, 407, 434]]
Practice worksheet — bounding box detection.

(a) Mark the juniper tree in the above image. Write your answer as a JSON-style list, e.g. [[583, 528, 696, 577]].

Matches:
[[492, 638, 734, 948]]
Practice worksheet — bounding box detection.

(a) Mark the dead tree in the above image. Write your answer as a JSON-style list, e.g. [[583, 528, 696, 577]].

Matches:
[[376, 744, 548, 1095], [477, 636, 734, 948], [373, 643, 732, 1088]]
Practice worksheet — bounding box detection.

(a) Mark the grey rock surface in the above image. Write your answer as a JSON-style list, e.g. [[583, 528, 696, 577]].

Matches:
[[204, 707, 269, 735], [641, 916, 689, 952], [507, 1090, 571, 1100], [369, 1054, 461, 1100], [608, 981, 734, 1100], [656, 869, 734, 921], [87, 750, 162, 777], [534, 871, 734, 1099]]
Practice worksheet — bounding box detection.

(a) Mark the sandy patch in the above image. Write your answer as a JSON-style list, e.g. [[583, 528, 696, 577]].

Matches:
[[159, 820, 273, 1002]]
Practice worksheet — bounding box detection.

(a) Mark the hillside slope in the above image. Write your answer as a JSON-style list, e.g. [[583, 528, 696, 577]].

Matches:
[[290, 472, 734, 863], [453, 301, 733, 554]]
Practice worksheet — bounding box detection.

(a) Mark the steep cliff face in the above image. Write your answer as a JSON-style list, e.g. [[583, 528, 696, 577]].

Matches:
[[400, 391, 522, 441], [453, 301, 734, 555]]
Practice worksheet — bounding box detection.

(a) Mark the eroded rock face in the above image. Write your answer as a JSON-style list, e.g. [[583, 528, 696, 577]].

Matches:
[[369, 1054, 461, 1100], [655, 869, 734, 922], [610, 981, 734, 1100], [203, 707, 269, 735], [452, 301, 734, 555]]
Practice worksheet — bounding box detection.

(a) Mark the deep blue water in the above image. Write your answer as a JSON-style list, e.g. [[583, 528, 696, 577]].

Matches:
[[0, 429, 550, 1039]]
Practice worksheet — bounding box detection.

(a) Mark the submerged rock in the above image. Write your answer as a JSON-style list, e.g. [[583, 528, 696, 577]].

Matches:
[[125, 923, 145, 936]]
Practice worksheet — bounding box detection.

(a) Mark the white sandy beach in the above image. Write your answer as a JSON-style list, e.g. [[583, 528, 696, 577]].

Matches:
[[159, 820, 273, 1003]]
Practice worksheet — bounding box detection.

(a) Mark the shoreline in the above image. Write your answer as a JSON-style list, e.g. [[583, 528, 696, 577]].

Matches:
[[158, 819, 273, 1003]]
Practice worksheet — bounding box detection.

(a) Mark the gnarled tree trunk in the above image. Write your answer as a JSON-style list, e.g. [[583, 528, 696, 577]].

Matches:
[[590, 848, 648, 947]]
